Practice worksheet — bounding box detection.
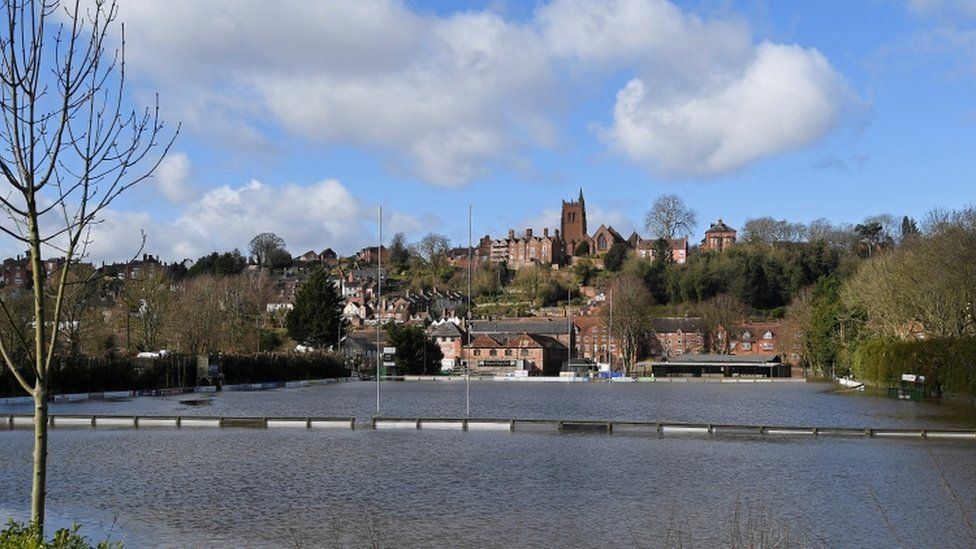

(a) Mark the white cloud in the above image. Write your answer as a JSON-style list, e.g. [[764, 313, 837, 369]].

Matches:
[[154, 152, 197, 203], [602, 43, 849, 177], [118, 1, 555, 187], [81, 178, 424, 262], [115, 0, 852, 183], [538, 0, 752, 92]]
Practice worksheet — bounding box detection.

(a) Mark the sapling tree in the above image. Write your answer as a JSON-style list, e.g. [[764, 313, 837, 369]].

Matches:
[[0, 0, 176, 532]]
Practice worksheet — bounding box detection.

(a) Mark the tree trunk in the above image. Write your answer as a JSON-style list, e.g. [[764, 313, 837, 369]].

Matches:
[[29, 215, 50, 534], [31, 380, 48, 530]]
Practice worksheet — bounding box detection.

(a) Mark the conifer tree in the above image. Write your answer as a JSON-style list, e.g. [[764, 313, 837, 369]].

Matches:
[[286, 270, 347, 348]]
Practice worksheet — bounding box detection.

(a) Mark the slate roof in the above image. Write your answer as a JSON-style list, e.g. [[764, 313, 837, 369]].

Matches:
[[470, 319, 573, 336], [508, 333, 567, 350], [705, 219, 735, 233], [430, 322, 465, 338], [650, 317, 705, 334]]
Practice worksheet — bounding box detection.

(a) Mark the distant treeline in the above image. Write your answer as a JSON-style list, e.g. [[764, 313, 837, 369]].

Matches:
[[0, 353, 348, 398]]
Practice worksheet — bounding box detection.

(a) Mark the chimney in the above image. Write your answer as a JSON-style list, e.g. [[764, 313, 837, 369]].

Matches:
[[525, 228, 533, 238], [508, 229, 515, 240], [543, 228, 549, 238]]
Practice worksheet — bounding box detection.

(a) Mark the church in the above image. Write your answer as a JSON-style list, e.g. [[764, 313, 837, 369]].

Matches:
[[490, 189, 706, 269]]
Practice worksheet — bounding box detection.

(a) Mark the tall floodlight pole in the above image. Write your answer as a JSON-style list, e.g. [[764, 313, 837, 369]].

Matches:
[[608, 289, 613, 375], [467, 204, 472, 416], [376, 206, 382, 414]]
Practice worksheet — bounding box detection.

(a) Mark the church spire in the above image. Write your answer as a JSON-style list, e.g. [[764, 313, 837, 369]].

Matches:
[[578, 188, 584, 204]]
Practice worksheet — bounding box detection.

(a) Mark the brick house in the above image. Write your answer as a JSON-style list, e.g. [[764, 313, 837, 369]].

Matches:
[[491, 228, 565, 270], [727, 322, 780, 356], [461, 332, 567, 375], [430, 321, 466, 371], [319, 248, 338, 265], [468, 318, 575, 351], [635, 237, 689, 264], [701, 219, 737, 252], [650, 317, 705, 358], [297, 250, 320, 263], [356, 245, 390, 265], [574, 316, 622, 365]]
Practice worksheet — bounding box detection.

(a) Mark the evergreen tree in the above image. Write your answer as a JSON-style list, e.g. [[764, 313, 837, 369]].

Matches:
[[604, 242, 629, 271], [286, 269, 347, 348], [652, 237, 675, 266], [385, 323, 443, 375], [901, 216, 919, 241], [389, 232, 410, 270], [806, 276, 842, 376]]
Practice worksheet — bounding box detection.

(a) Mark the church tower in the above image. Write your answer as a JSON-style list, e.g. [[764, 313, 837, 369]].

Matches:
[[561, 188, 588, 257]]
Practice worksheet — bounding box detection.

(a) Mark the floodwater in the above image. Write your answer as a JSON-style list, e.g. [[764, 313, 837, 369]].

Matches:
[[1, 381, 975, 548]]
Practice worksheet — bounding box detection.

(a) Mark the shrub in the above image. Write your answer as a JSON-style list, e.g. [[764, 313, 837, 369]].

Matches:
[[0, 520, 120, 549]]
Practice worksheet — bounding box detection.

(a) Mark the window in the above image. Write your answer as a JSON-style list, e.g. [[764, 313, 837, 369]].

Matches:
[[504, 349, 512, 356], [489, 349, 497, 357], [598, 236, 608, 251], [474, 349, 481, 356], [520, 349, 529, 356]]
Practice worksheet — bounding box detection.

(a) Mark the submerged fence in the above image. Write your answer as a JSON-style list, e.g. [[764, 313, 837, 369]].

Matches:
[[2, 414, 974, 442]]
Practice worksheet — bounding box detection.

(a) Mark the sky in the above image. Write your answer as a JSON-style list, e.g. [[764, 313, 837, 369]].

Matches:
[[29, 0, 976, 262]]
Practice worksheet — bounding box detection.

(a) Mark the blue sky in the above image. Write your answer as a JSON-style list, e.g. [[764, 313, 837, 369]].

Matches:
[[59, 0, 976, 262]]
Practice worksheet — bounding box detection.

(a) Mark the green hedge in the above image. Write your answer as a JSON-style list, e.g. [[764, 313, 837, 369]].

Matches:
[[853, 338, 976, 397], [0, 353, 348, 397], [219, 353, 346, 383]]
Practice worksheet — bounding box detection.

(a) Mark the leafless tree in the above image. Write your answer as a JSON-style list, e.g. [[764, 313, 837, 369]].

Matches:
[[698, 293, 746, 354], [603, 274, 653, 374], [644, 194, 697, 240], [741, 216, 807, 245], [0, 0, 176, 532], [417, 232, 450, 262]]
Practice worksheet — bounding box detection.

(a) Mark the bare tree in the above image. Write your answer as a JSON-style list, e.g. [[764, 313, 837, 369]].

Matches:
[[603, 275, 653, 375], [119, 272, 172, 353], [0, 1, 175, 532], [417, 232, 450, 263], [644, 194, 697, 240], [698, 293, 746, 354], [741, 217, 807, 245]]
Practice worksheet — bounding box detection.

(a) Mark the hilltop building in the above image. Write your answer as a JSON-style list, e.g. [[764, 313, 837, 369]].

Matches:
[[702, 219, 736, 252]]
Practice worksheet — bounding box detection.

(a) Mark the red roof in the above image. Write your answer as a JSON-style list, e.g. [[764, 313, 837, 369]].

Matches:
[[468, 334, 503, 348]]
